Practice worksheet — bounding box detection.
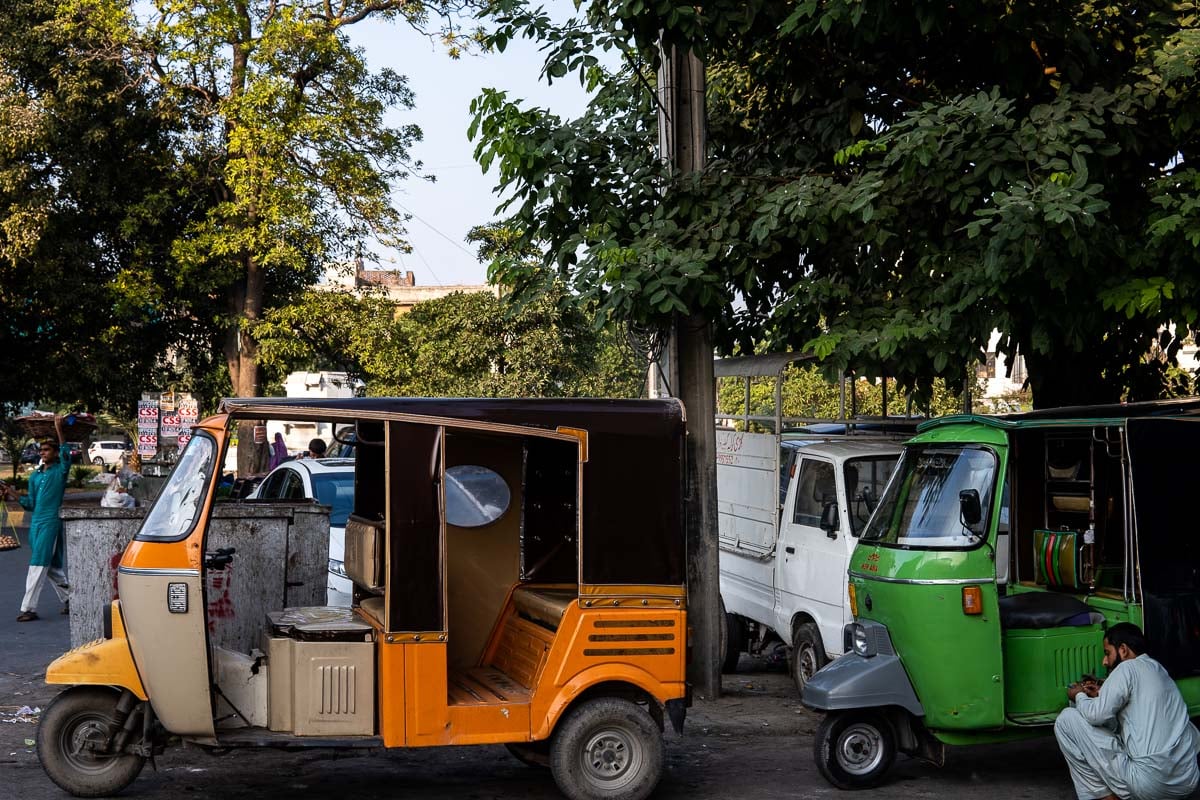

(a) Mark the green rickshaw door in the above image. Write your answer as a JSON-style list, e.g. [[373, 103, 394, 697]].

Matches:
[[852, 431, 1008, 731]]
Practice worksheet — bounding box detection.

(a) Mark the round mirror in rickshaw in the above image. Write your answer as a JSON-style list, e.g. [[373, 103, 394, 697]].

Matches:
[[445, 465, 511, 527]]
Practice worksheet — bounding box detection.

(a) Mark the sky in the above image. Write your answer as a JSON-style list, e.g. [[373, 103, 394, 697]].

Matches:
[[348, 6, 595, 287]]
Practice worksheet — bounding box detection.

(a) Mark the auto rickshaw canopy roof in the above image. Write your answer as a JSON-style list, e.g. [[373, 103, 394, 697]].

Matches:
[[218, 397, 687, 588], [917, 397, 1200, 433]]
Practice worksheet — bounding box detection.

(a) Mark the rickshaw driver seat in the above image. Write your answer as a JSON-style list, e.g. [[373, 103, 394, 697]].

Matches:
[[998, 592, 1093, 629]]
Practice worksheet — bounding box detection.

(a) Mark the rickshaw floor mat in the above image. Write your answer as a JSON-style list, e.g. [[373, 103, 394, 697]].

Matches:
[[449, 667, 531, 706]]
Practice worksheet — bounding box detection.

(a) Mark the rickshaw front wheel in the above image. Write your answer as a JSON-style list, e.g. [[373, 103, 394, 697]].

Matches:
[[37, 687, 146, 798], [814, 710, 896, 790], [550, 697, 664, 800]]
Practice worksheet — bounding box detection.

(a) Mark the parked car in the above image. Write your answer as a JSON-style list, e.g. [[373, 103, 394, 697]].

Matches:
[[19, 441, 82, 465], [87, 440, 132, 468], [248, 458, 355, 605]]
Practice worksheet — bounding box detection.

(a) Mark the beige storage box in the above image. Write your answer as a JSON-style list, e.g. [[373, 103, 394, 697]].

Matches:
[[266, 607, 375, 736]]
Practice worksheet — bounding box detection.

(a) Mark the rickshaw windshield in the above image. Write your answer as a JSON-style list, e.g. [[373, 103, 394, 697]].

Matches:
[[861, 445, 997, 549], [135, 432, 217, 542]]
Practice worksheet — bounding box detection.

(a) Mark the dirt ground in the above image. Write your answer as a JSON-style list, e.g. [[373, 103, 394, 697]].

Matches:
[[0, 647, 1088, 800]]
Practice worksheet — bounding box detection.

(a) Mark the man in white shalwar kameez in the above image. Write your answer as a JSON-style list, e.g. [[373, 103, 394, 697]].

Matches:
[[1054, 622, 1200, 800]]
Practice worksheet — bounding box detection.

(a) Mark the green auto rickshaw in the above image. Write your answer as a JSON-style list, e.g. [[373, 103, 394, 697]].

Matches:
[[802, 399, 1200, 788]]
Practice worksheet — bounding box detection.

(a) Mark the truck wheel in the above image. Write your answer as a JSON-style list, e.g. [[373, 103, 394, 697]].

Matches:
[[790, 622, 828, 694], [37, 687, 146, 797], [719, 596, 743, 673], [506, 741, 550, 768], [814, 710, 896, 790], [550, 697, 663, 800]]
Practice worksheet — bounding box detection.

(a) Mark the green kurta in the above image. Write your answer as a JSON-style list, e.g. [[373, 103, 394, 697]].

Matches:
[[18, 443, 71, 568]]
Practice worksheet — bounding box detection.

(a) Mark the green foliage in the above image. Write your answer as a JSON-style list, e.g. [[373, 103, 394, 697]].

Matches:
[[0, 405, 30, 481], [254, 288, 644, 399], [1, 1, 465, 423], [69, 464, 99, 489], [0, 0, 211, 410], [473, 0, 1200, 408], [716, 365, 971, 431]]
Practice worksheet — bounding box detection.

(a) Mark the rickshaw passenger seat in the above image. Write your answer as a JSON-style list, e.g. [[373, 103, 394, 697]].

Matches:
[[345, 515, 385, 593], [511, 587, 574, 631], [998, 591, 1092, 629], [358, 596, 385, 627]]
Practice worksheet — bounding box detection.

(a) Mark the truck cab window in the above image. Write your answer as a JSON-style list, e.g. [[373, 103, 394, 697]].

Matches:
[[792, 459, 836, 528]]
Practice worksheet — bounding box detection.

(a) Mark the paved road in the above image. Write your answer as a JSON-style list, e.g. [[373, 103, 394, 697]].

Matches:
[[0, 518, 1093, 800]]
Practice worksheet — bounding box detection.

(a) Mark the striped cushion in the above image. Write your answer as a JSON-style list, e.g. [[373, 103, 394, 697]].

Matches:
[[1033, 529, 1081, 589]]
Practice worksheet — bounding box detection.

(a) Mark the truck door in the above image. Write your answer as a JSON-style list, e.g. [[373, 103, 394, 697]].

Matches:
[[776, 456, 845, 657]]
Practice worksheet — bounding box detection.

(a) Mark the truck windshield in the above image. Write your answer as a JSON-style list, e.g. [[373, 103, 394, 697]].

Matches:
[[861, 445, 997, 549], [845, 456, 900, 537]]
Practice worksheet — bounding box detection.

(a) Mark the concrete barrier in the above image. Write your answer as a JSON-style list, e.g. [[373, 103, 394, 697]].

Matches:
[[62, 502, 330, 652]]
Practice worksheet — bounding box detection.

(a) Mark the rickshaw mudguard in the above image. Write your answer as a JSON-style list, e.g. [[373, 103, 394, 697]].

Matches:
[[46, 601, 147, 701], [532, 663, 687, 741], [801, 652, 923, 718]]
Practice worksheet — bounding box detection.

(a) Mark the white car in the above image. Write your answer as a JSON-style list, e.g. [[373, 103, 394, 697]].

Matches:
[[88, 440, 132, 467], [248, 458, 355, 606]]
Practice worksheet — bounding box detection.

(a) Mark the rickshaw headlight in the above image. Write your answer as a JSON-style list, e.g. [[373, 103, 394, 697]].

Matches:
[[850, 623, 873, 658]]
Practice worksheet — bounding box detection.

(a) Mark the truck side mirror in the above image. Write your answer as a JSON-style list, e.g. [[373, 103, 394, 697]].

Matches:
[[959, 489, 982, 528], [820, 501, 839, 537]]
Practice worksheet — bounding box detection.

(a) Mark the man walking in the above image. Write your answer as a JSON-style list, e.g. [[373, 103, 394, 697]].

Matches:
[[1055, 622, 1200, 799], [4, 415, 72, 621]]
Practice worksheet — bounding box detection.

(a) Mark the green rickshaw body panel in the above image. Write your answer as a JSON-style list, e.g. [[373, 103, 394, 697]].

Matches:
[[1001, 623, 1104, 720], [845, 407, 1200, 750], [849, 423, 1010, 730], [850, 544, 1005, 730]]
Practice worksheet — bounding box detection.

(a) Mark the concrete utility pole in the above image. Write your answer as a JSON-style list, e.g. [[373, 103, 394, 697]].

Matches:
[[653, 45, 721, 700]]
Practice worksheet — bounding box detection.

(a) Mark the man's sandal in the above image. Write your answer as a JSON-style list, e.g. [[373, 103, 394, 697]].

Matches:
[[16, 611, 38, 622]]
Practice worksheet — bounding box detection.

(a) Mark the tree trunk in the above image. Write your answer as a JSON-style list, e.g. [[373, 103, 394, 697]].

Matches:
[[225, 251, 269, 476]]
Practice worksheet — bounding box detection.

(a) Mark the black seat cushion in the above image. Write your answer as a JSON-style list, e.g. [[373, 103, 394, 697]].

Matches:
[[999, 592, 1092, 629]]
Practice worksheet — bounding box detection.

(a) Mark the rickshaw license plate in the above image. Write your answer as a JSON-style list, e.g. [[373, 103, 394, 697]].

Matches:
[[167, 582, 188, 613]]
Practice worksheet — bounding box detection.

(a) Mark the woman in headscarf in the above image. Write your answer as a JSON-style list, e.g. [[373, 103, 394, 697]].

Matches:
[[268, 432, 288, 471]]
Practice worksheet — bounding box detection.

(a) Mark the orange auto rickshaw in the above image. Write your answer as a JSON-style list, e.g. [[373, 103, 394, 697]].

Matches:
[[37, 398, 689, 800]]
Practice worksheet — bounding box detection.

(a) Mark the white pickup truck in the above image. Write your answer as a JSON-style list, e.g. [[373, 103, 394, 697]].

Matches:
[[717, 428, 904, 694]]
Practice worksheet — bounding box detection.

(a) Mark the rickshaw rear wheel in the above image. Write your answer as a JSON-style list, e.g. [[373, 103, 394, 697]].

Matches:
[[790, 622, 828, 694], [506, 741, 550, 768], [814, 710, 896, 790], [719, 595, 743, 674], [550, 697, 663, 800], [38, 687, 146, 798]]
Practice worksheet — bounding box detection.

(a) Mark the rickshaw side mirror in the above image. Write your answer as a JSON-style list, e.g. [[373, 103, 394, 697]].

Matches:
[[820, 501, 839, 537], [959, 489, 982, 528]]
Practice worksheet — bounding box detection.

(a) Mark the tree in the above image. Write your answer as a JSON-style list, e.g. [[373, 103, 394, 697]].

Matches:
[[473, 1, 1200, 408], [252, 287, 400, 387], [0, 405, 30, 481], [716, 367, 976, 431], [11, 1, 478, 469], [0, 0, 211, 411], [254, 287, 644, 398], [133, 0, 445, 470]]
